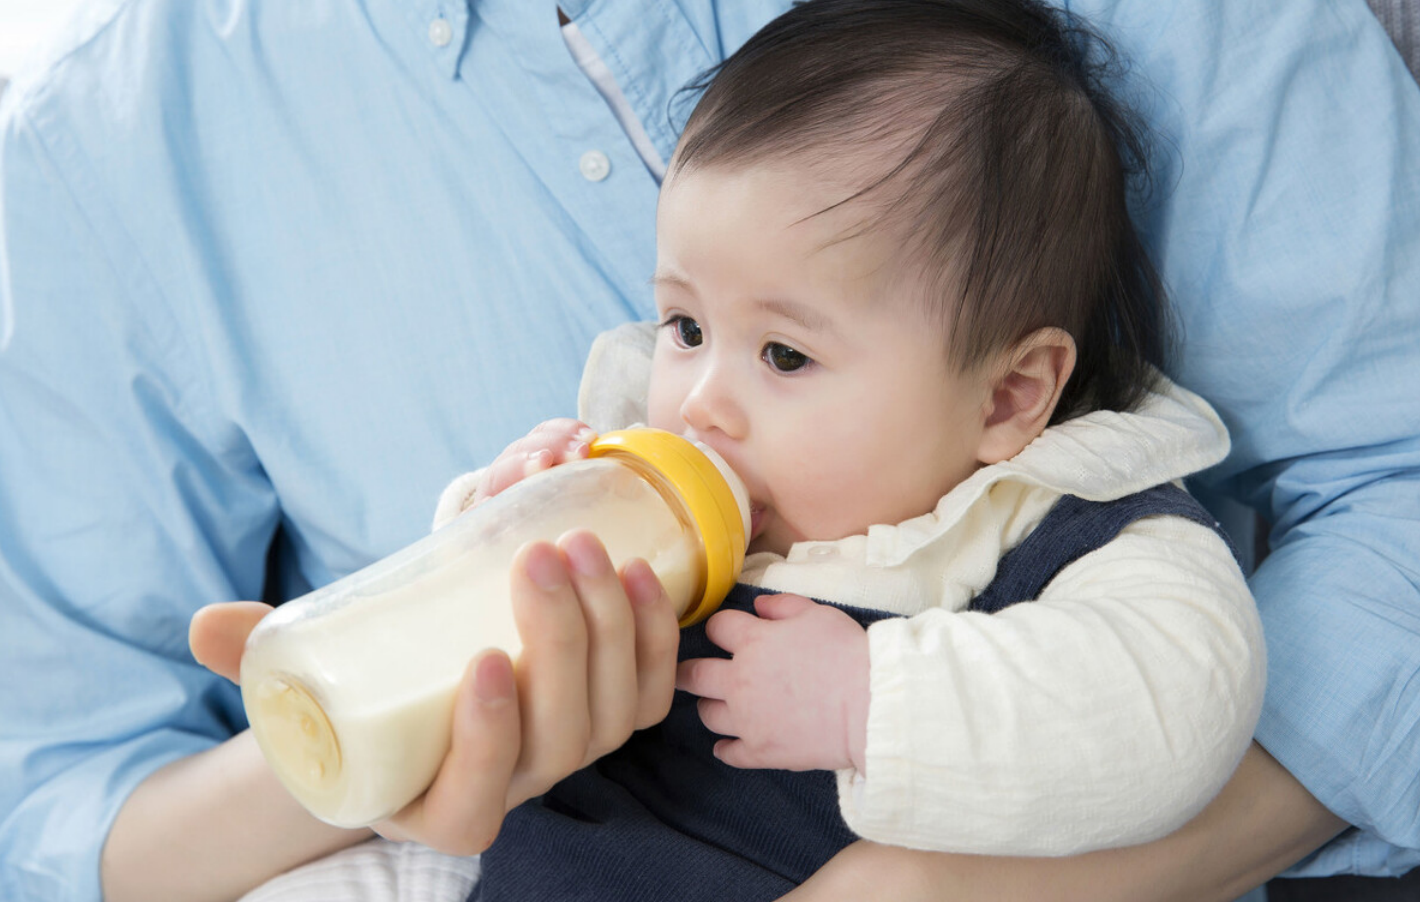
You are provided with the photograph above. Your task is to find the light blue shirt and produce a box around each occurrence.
[0,0,1415,899]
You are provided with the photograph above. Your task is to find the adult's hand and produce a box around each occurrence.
[188,529,681,857]
[782,743,1347,902]
[375,530,680,854]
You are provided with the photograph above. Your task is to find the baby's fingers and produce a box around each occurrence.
[479,421,596,501]
[711,738,759,770]
[697,697,737,738]
[703,608,762,654]
[676,656,733,701]
[525,419,597,467]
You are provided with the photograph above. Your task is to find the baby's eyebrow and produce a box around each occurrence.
[755,298,834,335]
[649,270,693,292]
[650,272,835,336]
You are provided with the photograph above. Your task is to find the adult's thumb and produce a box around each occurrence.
[189,601,273,683]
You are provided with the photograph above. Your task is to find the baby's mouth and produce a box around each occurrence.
[749,505,767,541]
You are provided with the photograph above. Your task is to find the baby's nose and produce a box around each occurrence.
[679,373,746,439]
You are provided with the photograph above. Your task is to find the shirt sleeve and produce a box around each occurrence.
[0,98,278,902]
[837,515,1264,856]
[1061,0,1420,875]
[1243,471,1420,878]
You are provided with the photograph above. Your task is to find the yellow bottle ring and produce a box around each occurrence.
[589,429,746,626]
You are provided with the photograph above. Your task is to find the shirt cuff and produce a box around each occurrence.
[1,729,215,902]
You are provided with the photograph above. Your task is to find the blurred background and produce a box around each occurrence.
[0,0,84,94]
[0,0,1413,97]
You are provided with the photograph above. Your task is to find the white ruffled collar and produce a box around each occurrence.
[848,375,1229,569]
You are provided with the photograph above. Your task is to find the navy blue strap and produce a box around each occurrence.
[969,483,1234,615]
[471,483,1236,902]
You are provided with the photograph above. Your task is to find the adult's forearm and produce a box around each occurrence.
[101,730,370,902]
[786,743,1346,902]
[1117,742,1346,901]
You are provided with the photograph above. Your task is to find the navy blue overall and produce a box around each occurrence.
[469,484,1230,901]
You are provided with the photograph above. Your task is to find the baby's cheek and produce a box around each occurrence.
[644,400,682,433]
[644,379,684,432]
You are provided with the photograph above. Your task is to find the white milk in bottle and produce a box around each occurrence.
[240,428,749,828]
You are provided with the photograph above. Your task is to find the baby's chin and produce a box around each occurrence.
[746,536,786,557]
[749,516,879,558]
[746,522,797,558]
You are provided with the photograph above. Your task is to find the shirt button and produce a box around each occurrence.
[808,544,836,559]
[428,18,453,48]
[579,149,611,182]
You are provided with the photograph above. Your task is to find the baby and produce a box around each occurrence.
[432,0,1265,898]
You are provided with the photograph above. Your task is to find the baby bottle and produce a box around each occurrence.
[240,428,749,828]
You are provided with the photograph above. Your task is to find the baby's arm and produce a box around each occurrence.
[842,515,1264,856]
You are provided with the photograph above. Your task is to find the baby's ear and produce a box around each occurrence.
[977,328,1076,465]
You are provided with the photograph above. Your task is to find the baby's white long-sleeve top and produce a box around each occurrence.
[441,323,1265,858]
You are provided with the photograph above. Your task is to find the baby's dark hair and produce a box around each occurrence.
[673,0,1169,422]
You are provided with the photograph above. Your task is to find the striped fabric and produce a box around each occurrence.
[1368,0,1420,77]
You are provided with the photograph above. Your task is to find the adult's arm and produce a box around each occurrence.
[1070,0,1420,874]
[100,732,369,902]
[0,77,293,901]
[104,537,680,902]
[0,73,676,902]
[788,743,1346,902]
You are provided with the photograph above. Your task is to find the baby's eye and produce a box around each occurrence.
[763,342,811,373]
[663,314,704,348]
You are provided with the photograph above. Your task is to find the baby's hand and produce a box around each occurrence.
[676,594,870,773]
[476,419,597,505]
[433,419,596,536]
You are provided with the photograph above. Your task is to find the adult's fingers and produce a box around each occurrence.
[622,557,680,729]
[505,540,594,802]
[378,650,522,855]
[559,531,639,762]
[188,601,274,683]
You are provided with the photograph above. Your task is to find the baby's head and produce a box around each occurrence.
[647,0,1167,556]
